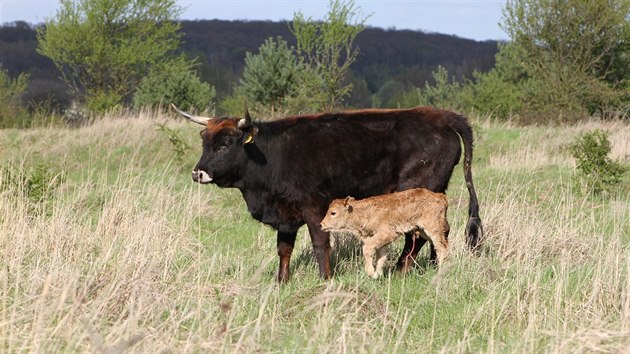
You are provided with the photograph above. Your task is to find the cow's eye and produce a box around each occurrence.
[215,140,230,151]
[330,211,337,216]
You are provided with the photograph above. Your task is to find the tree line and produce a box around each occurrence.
[0,0,496,127]
[2,0,629,128]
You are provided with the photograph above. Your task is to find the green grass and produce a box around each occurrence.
[1,111,629,352]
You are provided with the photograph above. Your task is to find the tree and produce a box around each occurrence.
[501,0,630,118]
[133,56,216,112]
[37,0,184,112]
[237,37,301,114]
[399,66,464,111]
[372,79,406,108]
[291,0,368,111]
[415,66,463,110]
[459,42,526,118]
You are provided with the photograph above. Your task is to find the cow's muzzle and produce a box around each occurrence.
[192,169,212,184]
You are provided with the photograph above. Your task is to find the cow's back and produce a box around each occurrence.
[264,107,462,198]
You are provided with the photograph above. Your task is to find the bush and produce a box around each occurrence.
[134,58,215,112]
[1,161,66,206]
[155,123,191,168]
[568,129,627,195]
[460,69,523,119]
[372,80,407,108]
[0,67,30,128]
[400,66,464,111]
[86,90,124,115]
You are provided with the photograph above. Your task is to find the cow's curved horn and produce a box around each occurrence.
[171,103,211,126]
[238,103,252,129]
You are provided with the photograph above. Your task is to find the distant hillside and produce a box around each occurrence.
[0,19,498,110]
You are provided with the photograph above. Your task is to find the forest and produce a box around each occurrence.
[0,19,498,112]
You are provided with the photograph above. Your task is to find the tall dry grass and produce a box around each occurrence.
[0,112,629,352]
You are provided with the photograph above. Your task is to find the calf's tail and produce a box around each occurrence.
[451,113,483,249]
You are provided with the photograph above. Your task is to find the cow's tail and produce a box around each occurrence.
[451,113,483,250]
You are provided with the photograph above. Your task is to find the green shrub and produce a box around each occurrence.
[372,80,407,108]
[0,67,30,128]
[460,69,523,119]
[398,66,466,112]
[155,123,191,168]
[218,94,246,117]
[28,95,65,127]
[86,90,123,115]
[134,58,215,112]
[1,161,66,205]
[568,129,627,195]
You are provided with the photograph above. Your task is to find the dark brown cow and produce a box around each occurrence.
[173,105,481,282]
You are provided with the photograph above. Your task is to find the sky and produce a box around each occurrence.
[0,0,507,41]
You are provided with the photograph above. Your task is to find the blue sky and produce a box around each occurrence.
[0,0,507,41]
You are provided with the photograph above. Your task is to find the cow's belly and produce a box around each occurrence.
[242,190,304,233]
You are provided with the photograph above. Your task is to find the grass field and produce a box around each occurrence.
[1,110,629,352]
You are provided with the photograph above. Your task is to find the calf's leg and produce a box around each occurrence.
[362,242,377,278]
[365,231,395,279]
[374,246,389,278]
[424,219,450,266]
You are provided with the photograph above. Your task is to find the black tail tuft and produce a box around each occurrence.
[466,216,483,250]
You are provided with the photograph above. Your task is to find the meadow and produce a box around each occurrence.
[1,110,629,353]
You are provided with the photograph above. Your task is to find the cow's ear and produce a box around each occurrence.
[242,126,258,145]
[238,104,258,145]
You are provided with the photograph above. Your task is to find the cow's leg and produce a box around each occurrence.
[396,232,428,273]
[277,231,297,282]
[306,223,332,279]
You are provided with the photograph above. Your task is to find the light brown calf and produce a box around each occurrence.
[320,188,449,278]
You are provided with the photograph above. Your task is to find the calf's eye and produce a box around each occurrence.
[330,211,337,216]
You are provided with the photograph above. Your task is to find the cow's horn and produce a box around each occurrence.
[171,103,211,126]
[238,103,252,129]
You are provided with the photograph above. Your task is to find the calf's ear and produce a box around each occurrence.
[343,196,354,212]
